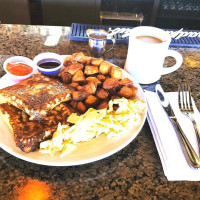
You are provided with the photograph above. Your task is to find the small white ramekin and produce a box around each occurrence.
[3,56,37,81]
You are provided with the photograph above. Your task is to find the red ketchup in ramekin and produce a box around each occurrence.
[6,62,33,76]
[3,56,36,81]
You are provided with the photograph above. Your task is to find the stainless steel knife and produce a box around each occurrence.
[155,84,200,168]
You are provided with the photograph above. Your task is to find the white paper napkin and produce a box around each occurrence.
[145,90,200,181]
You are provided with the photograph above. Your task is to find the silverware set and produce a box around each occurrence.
[156,84,200,168]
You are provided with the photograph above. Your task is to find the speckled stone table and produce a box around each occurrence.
[0,24,200,200]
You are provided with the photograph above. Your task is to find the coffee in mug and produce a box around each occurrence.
[136,35,163,43]
[125,26,183,84]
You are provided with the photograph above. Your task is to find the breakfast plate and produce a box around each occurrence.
[0,57,147,166]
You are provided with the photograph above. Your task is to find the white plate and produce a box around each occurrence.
[0,58,147,166]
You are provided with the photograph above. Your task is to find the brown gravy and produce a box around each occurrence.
[136,36,163,43]
[37,58,61,69]
[90,33,107,39]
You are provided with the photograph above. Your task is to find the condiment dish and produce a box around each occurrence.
[3,56,37,81]
[33,52,63,76]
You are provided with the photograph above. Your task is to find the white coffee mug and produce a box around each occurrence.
[125,26,183,84]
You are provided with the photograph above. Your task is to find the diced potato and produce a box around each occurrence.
[119,78,133,87]
[63,63,83,75]
[71,52,87,64]
[85,95,98,107]
[107,88,117,96]
[118,86,138,98]
[67,82,79,89]
[58,71,72,84]
[84,65,99,75]
[96,89,109,99]
[110,66,122,80]
[77,101,86,113]
[63,56,74,66]
[99,61,112,75]
[69,100,78,109]
[130,86,138,97]
[85,56,92,65]
[97,101,109,110]
[83,82,97,95]
[72,70,86,83]
[72,90,89,101]
[97,74,106,82]
[86,77,101,87]
[77,86,84,91]
[103,78,119,90]
[91,57,103,66]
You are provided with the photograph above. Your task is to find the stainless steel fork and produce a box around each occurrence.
[178,84,200,155]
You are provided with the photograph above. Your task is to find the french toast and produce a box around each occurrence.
[0,103,77,153]
[0,74,71,120]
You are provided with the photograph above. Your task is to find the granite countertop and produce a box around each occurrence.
[0,24,200,200]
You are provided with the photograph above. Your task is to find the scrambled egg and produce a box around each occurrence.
[39,98,145,157]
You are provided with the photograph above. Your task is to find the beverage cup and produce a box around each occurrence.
[87,29,116,58]
[125,26,183,84]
